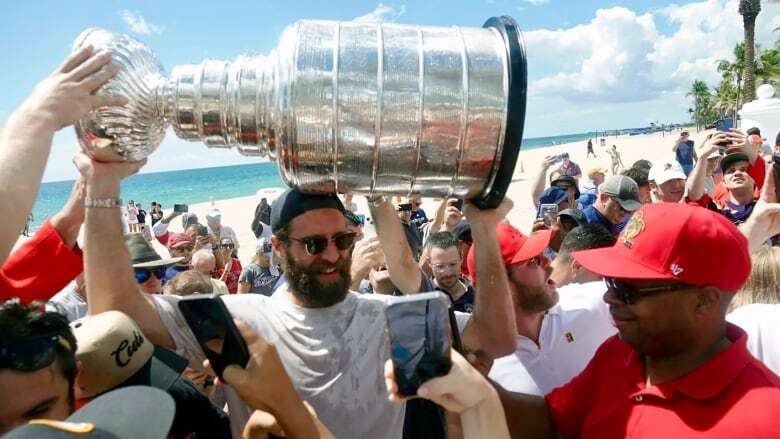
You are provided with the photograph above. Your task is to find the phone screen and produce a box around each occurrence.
[173,204,188,213]
[450,199,464,210]
[540,203,559,225]
[385,292,452,397]
[178,294,250,379]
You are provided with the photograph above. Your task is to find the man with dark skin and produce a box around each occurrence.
[493,203,780,438]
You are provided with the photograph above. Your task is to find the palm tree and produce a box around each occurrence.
[687,80,711,131]
[756,46,780,89]
[717,43,746,120]
[738,0,761,102]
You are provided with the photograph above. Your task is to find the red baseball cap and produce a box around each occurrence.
[167,232,194,249]
[467,222,552,283]
[572,203,750,291]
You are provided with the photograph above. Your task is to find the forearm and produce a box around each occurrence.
[459,389,510,439]
[273,398,333,439]
[368,198,421,293]
[83,178,175,348]
[686,156,709,201]
[531,168,548,209]
[463,222,517,357]
[0,110,56,262]
[494,384,555,439]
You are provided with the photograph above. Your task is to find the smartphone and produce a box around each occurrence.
[385,291,452,397]
[178,294,250,380]
[397,203,413,212]
[196,225,209,237]
[552,153,567,164]
[173,203,188,213]
[716,118,733,132]
[540,203,558,226]
[449,198,464,210]
[773,154,780,204]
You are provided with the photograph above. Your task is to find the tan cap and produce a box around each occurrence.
[70,311,154,398]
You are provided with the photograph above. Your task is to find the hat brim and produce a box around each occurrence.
[119,346,187,392]
[558,209,588,227]
[133,257,183,268]
[572,246,673,281]
[653,171,687,186]
[509,229,553,265]
[614,198,642,212]
[720,153,749,173]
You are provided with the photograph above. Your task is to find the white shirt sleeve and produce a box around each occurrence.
[152,219,170,237]
[150,294,207,369]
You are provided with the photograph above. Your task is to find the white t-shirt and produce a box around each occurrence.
[727,303,780,375]
[151,290,471,438]
[488,281,616,395]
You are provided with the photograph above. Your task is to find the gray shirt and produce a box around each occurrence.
[152,291,406,439]
[47,287,88,322]
[238,264,282,296]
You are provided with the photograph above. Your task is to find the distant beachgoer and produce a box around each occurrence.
[556,153,582,180]
[586,139,596,158]
[135,203,147,228]
[607,145,625,174]
[673,130,697,176]
[150,202,163,226]
[126,201,139,233]
[215,237,242,294]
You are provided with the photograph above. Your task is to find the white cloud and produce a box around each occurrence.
[119,10,164,36]
[522,0,550,5]
[352,3,407,23]
[524,0,780,105]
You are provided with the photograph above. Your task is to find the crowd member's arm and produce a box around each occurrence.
[531,156,557,209]
[739,163,780,253]
[0,47,124,264]
[458,200,517,357]
[151,211,180,246]
[74,152,177,349]
[385,350,510,439]
[686,133,722,202]
[223,322,334,439]
[493,385,555,438]
[0,178,86,303]
[729,129,766,190]
[368,197,422,294]
[349,236,384,290]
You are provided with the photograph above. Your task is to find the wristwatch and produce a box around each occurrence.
[84,196,122,208]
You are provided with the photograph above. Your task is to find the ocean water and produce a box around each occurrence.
[30,131,599,231]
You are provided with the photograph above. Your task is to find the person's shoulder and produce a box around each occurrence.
[557,282,608,311]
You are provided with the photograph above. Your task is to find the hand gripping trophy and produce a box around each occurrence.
[73,17,527,208]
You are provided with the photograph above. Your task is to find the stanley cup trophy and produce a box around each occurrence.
[73,17,527,208]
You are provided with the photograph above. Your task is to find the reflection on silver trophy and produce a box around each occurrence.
[73,17,527,207]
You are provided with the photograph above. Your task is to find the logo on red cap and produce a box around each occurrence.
[670,263,684,276]
[621,211,645,249]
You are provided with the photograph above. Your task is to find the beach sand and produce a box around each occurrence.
[155,128,710,263]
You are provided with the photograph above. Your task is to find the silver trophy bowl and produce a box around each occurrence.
[73,17,527,208]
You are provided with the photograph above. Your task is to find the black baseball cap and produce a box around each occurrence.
[270,188,345,233]
[720,151,750,173]
[3,386,174,439]
[558,208,588,227]
[550,175,581,199]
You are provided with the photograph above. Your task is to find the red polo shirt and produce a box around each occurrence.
[0,219,84,303]
[546,324,780,438]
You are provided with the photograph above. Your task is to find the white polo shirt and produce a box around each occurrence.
[727,303,780,375]
[488,281,616,395]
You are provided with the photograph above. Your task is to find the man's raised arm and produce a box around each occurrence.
[459,200,517,358]
[368,197,422,294]
[74,152,176,349]
[0,47,125,264]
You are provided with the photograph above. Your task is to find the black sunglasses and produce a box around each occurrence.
[605,277,691,305]
[0,333,71,372]
[289,232,358,256]
[134,266,168,284]
[219,243,235,249]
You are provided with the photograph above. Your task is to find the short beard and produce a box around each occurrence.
[283,248,351,308]
[515,283,558,314]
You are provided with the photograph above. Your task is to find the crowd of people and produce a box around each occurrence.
[1,43,780,439]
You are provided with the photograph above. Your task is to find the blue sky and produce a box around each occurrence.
[1,0,778,181]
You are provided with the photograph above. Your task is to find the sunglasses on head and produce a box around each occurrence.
[605,277,691,305]
[0,333,72,372]
[289,231,358,256]
[134,266,168,284]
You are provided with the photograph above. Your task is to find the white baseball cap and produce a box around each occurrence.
[649,160,687,185]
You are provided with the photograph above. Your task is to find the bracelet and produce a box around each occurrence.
[367,195,388,207]
[84,196,122,208]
